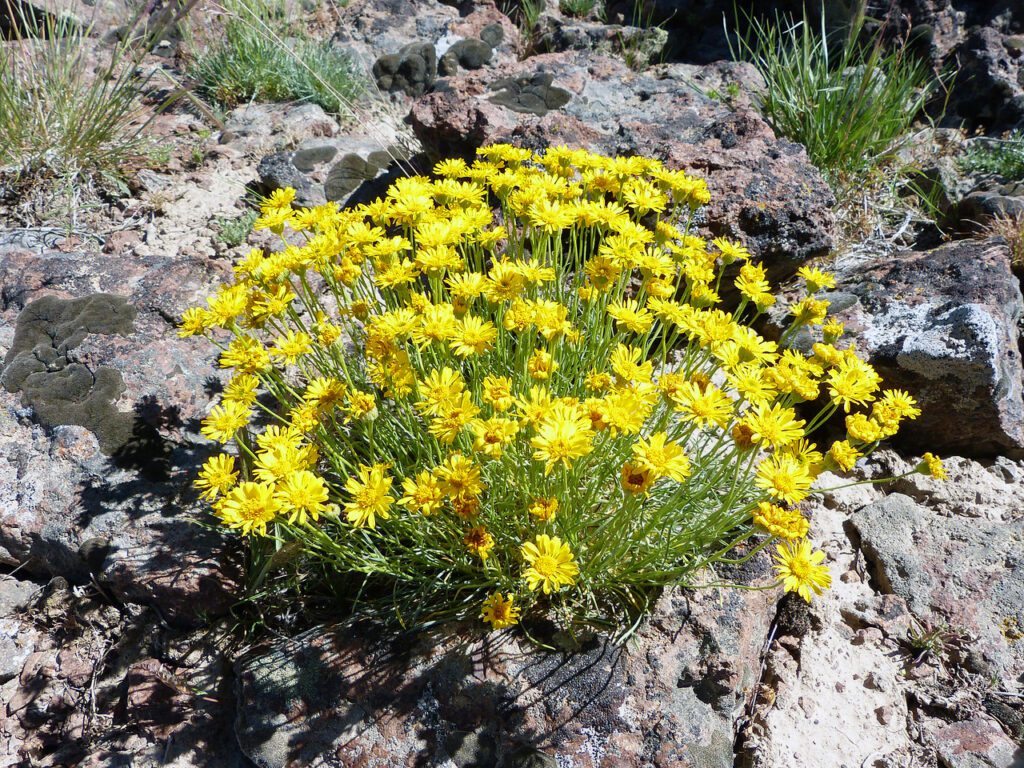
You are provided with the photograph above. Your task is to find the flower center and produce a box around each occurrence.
[789,558,811,579]
[533,554,559,577]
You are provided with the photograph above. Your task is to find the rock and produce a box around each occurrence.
[0,576,37,616]
[0,247,239,625]
[445,37,493,70]
[410,52,835,272]
[333,0,518,87]
[852,493,1024,686]
[1,294,139,454]
[927,714,1022,768]
[0,617,40,684]
[533,14,669,69]
[945,26,1024,133]
[824,238,1024,456]
[257,152,325,208]
[373,41,439,96]
[333,0,459,73]
[955,179,1024,230]
[255,129,411,209]
[0,582,245,767]
[218,103,340,150]
[888,454,1024,521]
[234,580,774,768]
[1,0,132,36]
[487,70,573,115]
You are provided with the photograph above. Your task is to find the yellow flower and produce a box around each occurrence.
[632,432,691,482]
[621,461,656,495]
[200,401,251,443]
[253,443,315,484]
[275,470,330,525]
[343,463,395,529]
[671,381,734,429]
[755,453,814,505]
[346,391,378,421]
[739,403,806,449]
[521,534,580,594]
[711,237,750,264]
[622,177,668,214]
[753,502,809,540]
[270,330,313,366]
[482,375,514,411]
[527,348,558,380]
[790,297,830,327]
[481,592,520,630]
[434,452,485,499]
[261,187,296,211]
[599,386,654,435]
[463,526,495,560]
[822,319,845,340]
[529,197,575,232]
[528,497,558,522]
[194,454,238,500]
[428,391,480,444]
[416,367,466,417]
[223,374,260,407]
[797,266,836,293]
[303,377,347,410]
[607,299,654,335]
[735,261,776,309]
[826,357,882,412]
[216,481,279,536]
[531,404,595,473]
[773,539,832,602]
[178,307,213,337]
[827,440,861,472]
[845,413,885,443]
[515,385,554,426]
[450,315,497,357]
[219,335,270,373]
[609,343,653,383]
[918,452,947,480]
[470,416,520,459]
[399,470,446,515]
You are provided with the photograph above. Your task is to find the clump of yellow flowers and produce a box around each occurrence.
[181,144,934,637]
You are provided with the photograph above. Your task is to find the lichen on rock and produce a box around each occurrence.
[1,293,137,454]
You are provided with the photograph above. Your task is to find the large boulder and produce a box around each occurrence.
[822,238,1024,456]
[234,578,775,768]
[0,244,239,626]
[411,53,835,274]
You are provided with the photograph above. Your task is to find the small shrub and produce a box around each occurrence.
[960,131,1024,181]
[731,10,935,188]
[559,0,595,18]
[181,146,933,639]
[215,209,259,247]
[0,12,149,188]
[189,0,363,115]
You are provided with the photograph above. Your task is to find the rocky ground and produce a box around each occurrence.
[1,0,1023,766]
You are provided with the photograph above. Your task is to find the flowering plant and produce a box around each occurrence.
[181,145,928,638]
